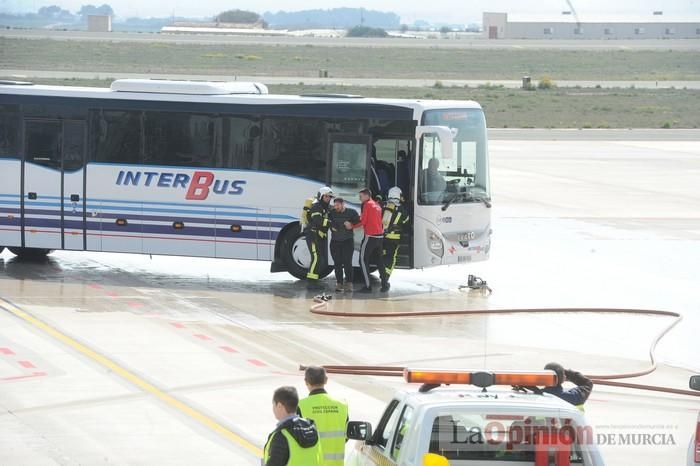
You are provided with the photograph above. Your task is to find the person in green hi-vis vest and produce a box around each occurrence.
[298,366,349,466]
[263,386,323,466]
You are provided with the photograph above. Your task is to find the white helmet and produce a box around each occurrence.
[388,186,402,202]
[317,186,333,199]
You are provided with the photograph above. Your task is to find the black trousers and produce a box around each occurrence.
[360,235,388,288]
[305,232,327,280]
[330,238,354,284]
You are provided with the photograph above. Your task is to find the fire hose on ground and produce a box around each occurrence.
[307,296,699,398]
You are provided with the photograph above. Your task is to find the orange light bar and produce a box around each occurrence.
[403,369,558,388]
[494,371,558,387]
[404,369,471,385]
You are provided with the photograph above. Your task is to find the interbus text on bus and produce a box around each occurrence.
[115,170,246,200]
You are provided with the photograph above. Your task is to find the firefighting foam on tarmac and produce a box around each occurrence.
[1,132,699,465]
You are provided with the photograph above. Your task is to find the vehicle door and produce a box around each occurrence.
[22,118,86,250]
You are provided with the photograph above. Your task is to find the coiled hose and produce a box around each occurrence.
[308,297,699,398]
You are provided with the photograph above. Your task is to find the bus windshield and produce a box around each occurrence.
[418,109,489,206]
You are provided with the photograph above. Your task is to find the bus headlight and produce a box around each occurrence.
[427,230,444,258]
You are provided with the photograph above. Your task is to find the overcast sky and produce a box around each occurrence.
[3,0,699,23]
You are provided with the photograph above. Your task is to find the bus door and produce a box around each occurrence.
[373,138,414,268]
[327,134,371,256]
[22,119,86,250]
[373,138,413,200]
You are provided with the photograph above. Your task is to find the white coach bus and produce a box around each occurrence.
[0,79,491,279]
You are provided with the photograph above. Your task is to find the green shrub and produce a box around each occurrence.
[538,76,556,90]
[346,26,388,38]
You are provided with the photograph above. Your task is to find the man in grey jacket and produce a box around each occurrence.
[328,198,360,292]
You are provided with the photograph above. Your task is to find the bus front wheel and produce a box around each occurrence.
[8,247,53,260]
[282,229,332,280]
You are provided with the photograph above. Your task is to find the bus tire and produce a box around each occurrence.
[8,247,53,260]
[282,229,332,280]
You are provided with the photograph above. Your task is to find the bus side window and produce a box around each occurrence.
[92,110,142,165]
[261,117,326,182]
[0,105,20,158]
[143,111,220,167]
[219,116,260,170]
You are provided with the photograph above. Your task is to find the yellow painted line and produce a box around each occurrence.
[0,298,263,458]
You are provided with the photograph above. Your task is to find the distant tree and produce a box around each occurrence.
[400,24,409,33]
[440,26,450,34]
[77,4,114,19]
[215,9,261,24]
[346,25,388,38]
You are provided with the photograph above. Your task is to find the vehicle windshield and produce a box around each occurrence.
[429,411,590,464]
[418,109,490,206]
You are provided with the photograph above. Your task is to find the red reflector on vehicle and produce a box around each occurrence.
[694,419,700,463]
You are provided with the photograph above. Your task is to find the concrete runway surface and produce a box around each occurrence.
[6,69,700,90]
[0,132,698,465]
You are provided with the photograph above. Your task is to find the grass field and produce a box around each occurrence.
[9,77,699,129]
[2,37,700,81]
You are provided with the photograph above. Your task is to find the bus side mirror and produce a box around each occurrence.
[347,421,372,441]
[416,125,454,160]
[690,375,700,391]
[423,453,450,466]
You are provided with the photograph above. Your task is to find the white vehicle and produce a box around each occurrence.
[0,79,491,278]
[346,369,606,466]
[688,376,700,466]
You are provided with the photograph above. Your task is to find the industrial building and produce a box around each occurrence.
[87,14,112,32]
[483,12,700,39]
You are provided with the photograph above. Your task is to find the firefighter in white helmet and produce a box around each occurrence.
[382,186,410,280]
[305,186,333,289]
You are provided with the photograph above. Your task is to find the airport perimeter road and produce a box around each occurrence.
[489,128,700,140]
[1,134,699,465]
[2,29,700,50]
[6,69,700,90]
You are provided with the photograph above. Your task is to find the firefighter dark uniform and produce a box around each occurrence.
[382,196,409,278]
[306,197,331,283]
[298,389,348,466]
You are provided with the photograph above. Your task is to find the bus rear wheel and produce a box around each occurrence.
[282,229,332,280]
[8,247,53,260]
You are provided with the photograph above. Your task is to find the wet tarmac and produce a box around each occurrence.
[1,133,698,465]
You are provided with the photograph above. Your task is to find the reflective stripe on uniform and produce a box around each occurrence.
[298,393,348,466]
[306,242,319,280]
[385,240,400,276]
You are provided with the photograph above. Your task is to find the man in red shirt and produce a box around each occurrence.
[345,188,389,293]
